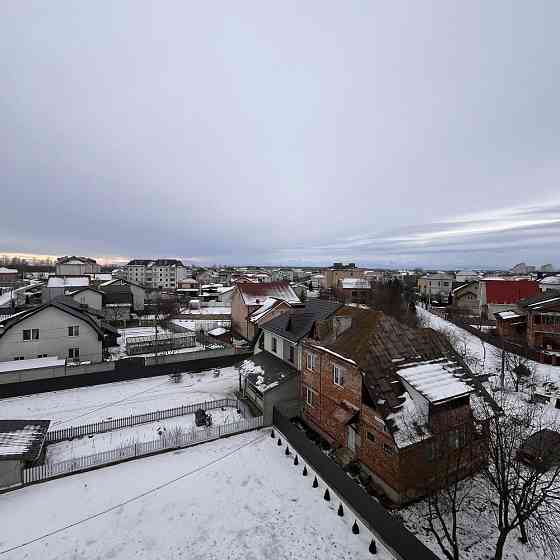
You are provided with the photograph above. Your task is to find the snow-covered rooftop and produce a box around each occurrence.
[208,327,227,336]
[0,267,18,274]
[397,359,474,403]
[249,297,281,322]
[47,276,90,288]
[0,420,50,460]
[495,310,523,320]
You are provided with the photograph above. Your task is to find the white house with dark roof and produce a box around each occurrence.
[55,256,100,276]
[0,301,106,363]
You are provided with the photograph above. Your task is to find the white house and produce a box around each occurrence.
[0,301,105,363]
[44,276,90,303]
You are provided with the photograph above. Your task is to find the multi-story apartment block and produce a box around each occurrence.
[122,259,187,289]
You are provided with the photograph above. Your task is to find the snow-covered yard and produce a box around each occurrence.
[0,431,392,560]
[173,318,231,333]
[0,367,240,428]
[46,407,242,463]
[179,306,231,315]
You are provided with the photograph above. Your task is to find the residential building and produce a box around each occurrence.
[540,264,555,273]
[65,287,103,311]
[510,262,536,275]
[539,275,560,293]
[479,278,539,320]
[99,278,145,311]
[122,259,187,289]
[0,301,107,363]
[0,268,18,286]
[43,276,90,303]
[520,293,560,354]
[324,263,364,290]
[55,256,100,276]
[334,278,371,305]
[300,308,495,504]
[241,299,344,423]
[231,282,301,340]
[417,273,455,302]
[451,281,480,316]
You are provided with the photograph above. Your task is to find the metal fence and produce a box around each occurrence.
[46,398,239,443]
[273,407,438,560]
[25,415,263,484]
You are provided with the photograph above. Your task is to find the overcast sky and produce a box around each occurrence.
[2,2,559,268]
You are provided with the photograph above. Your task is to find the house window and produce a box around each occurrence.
[304,386,314,407]
[271,337,277,353]
[383,444,394,456]
[68,347,80,360]
[23,329,39,341]
[449,428,466,449]
[37,354,48,358]
[332,365,344,386]
[289,345,295,363]
[306,352,316,371]
[367,431,375,442]
[68,325,80,337]
[13,356,25,361]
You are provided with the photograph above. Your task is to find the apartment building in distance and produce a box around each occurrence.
[324,263,365,290]
[122,259,187,289]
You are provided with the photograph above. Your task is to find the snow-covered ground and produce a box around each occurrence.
[0,367,239,428]
[173,318,231,333]
[46,407,241,463]
[418,307,560,384]
[0,431,393,560]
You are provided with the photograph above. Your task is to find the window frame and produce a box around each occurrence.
[332,364,344,386]
[68,325,80,337]
[306,352,316,371]
[271,337,277,353]
[304,386,314,407]
[68,347,80,360]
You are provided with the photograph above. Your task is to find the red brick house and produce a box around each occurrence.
[300,308,495,504]
[231,282,301,340]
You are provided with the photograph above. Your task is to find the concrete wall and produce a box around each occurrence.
[0,361,115,385]
[0,306,103,363]
[0,459,22,489]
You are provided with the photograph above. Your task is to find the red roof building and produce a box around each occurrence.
[480,279,539,320]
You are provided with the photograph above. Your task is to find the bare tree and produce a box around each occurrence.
[480,393,560,560]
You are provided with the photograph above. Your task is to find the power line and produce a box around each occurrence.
[0,432,266,556]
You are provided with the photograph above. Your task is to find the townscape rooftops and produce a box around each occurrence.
[262,299,344,342]
[237,281,301,306]
[241,351,298,395]
[518,292,560,309]
[126,259,184,267]
[0,419,50,461]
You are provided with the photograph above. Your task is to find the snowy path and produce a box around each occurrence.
[0,367,239,428]
[0,432,394,560]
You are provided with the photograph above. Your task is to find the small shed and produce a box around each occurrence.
[241,352,298,425]
[0,419,50,489]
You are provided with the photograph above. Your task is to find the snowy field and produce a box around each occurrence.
[46,407,241,463]
[0,431,393,560]
[0,367,239,428]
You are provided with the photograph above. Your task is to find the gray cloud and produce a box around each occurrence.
[1,2,559,268]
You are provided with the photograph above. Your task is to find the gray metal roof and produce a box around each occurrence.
[261,299,343,342]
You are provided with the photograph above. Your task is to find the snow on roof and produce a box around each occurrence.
[0,267,18,274]
[208,327,227,336]
[0,356,66,373]
[249,297,282,322]
[237,281,301,306]
[397,359,474,403]
[386,392,432,449]
[527,296,560,308]
[540,275,560,285]
[340,278,370,289]
[47,276,90,288]
[312,345,358,366]
[0,420,50,459]
[495,310,523,320]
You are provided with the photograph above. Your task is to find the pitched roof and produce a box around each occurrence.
[126,259,184,267]
[262,299,343,342]
[236,281,301,306]
[47,276,90,288]
[99,278,145,289]
[56,256,97,264]
[0,420,50,461]
[518,292,560,309]
[0,301,104,340]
